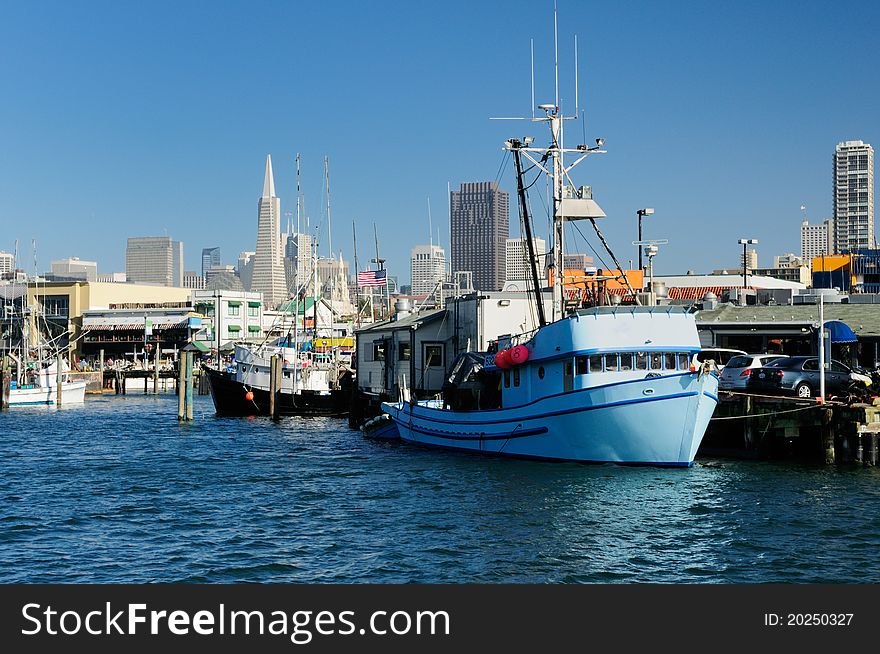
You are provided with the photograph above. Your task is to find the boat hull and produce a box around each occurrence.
[8,381,87,406]
[204,367,349,417]
[382,372,718,466]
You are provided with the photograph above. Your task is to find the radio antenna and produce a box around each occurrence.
[574,34,579,118]
[553,0,559,109]
[530,38,535,118]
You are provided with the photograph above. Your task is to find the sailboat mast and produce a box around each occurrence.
[324,157,339,376]
[352,221,361,329]
[373,223,388,319]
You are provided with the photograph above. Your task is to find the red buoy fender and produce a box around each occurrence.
[495,348,512,369]
[509,345,529,365]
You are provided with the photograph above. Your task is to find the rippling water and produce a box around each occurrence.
[1,394,879,583]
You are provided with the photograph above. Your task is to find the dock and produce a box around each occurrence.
[701,391,880,464]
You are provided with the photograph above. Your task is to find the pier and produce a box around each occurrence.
[702,391,880,464]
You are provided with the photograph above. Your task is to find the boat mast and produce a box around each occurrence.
[510,142,546,327]
[324,156,339,379]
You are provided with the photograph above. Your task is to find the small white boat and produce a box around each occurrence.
[8,360,87,406]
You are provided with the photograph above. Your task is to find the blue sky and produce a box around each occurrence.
[1,0,878,280]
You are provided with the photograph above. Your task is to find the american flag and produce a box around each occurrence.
[357,269,387,287]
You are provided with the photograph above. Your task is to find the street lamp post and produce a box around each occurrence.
[738,238,758,297]
[637,208,654,275]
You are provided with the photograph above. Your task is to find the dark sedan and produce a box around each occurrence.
[746,356,866,399]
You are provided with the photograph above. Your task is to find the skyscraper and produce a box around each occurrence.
[126,236,183,286]
[285,232,314,295]
[450,182,509,291]
[800,218,834,260]
[237,251,255,290]
[411,244,447,295]
[505,237,546,283]
[201,247,222,280]
[833,140,874,252]
[250,155,287,308]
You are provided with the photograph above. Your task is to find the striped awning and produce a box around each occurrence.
[82,316,190,331]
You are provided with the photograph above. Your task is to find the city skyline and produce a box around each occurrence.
[1,2,879,281]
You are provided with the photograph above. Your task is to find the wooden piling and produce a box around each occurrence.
[869,434,878,467]
[153,347,160,395]
[56,353,63,407]
[185,352,194,421]
[0,356,10,411]
[823,407,835,464]
[98,348,104,393]
[177,357,186,420]
[270,354,282,421]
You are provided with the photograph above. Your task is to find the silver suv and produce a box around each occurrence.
[718,354,786,390]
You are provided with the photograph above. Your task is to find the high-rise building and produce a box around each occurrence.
[800,219,834,260]
[0,251,14,275]
[450,181,509,291]
[741,248,758,271]
[411,244,447,296]
[50,257,97,281]
[505,237,546,282]
[250,155,287,308]
[316,256,352,310]
[201,247,222,280]
[284,232,314,295]
[125,236,183,286]
[237,251,255,290]
[833,140,874,252]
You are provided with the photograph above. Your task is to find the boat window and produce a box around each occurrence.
[373,341,386,362]
[399,342,411,361]
[589,354,603,373]
[513,367,520,387]
[424,344,443,368]
[664,353,676,370]
[504,370,510,388]
[677,353,689,370]
[650,353,662,370]
[636,352,648,370]
[604,353,619,372]
[575,355,588,375]
[564,361,573,392]
[619,353,633,371]
[538,366,545,379]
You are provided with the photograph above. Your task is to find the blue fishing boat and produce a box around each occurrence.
[383,307,718,465]
[381,21,718,466]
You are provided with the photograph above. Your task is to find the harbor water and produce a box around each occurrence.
[2,395,880,583]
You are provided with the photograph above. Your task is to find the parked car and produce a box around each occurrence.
[746,356,869,399]
[694,348,747,371]
[718,354,786,390]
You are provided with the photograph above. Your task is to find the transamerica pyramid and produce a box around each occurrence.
[250,154,287,308]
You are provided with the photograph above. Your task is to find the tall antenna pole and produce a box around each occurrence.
[553,0,559,109]
[574,34,579,118]
[530,38,535,119]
